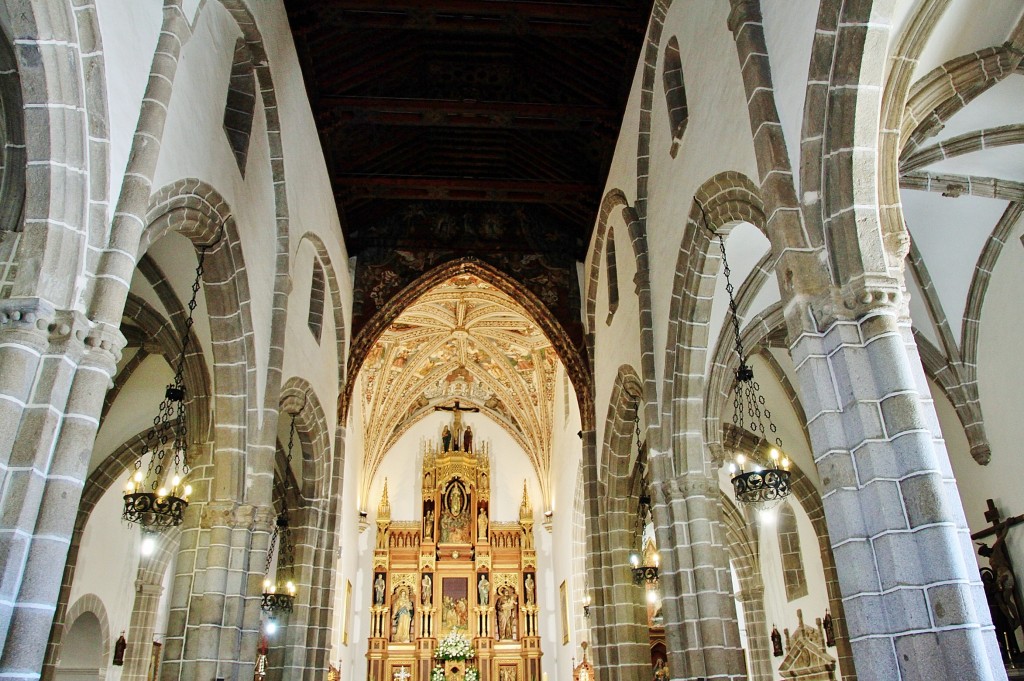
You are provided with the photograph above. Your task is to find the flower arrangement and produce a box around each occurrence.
[434,631,475,661]
[430,666,446,681]
[464,667,480,681]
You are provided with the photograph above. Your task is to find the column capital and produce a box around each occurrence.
[204,501,238,528]
[653,472,718,504]
[0,300,127,368]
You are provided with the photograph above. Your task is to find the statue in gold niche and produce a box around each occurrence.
[440,482,469,543]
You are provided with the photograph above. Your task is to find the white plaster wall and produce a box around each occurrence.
[94,0,163,204]
[645,0,761,389]
[91,355,174,473]
[910,1,1024,80]
[761,0,820,179]
[280,239,344,438]
[334,382,367,678]
[590,207,644,463]
[547,365,585,681]
[938,208,1024,581]
[67,481,142,681]
[152,2,277,425]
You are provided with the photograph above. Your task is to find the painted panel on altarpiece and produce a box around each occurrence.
[441,577,470,637]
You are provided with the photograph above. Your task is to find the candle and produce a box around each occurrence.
[542,674,548,681]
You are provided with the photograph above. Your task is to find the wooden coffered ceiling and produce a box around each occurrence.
[285,0,653,351]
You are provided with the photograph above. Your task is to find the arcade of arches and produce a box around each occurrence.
[0,2,1022,681]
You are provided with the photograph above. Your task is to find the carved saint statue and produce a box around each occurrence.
[392,587,414,643]
[822,609,836,647]
[477,508,488,541]
[449,485,464,517]
[442,425,452,452]
[771,624,783,657]
[524,573,535,606]
[463,425,473,453]
[374,573,386,606]
[422,574,433,606]
[424,509,434,542]
[478,573,490,606]
[112,632,127,666]
[496,586,518,640]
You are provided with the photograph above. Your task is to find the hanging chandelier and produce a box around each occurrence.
[697,199,792,510]
[628,403,659,586]
[123,239,214,529]
[261,414,299,616]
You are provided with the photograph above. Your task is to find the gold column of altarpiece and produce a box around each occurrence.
[366,424,540,681]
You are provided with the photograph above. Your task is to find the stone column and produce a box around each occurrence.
[790,309,1005,681]
[0,308,121,680]
[122,581,164,681]
[172,502,271,681]
[653,473,746,681]
[736,585,771,681]
[601,498,652,680]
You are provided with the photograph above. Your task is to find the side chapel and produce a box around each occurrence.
[367,411,541,681]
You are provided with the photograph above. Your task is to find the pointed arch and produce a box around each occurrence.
[296,230,349,393]
[660,172,766,475]
[585,364,649,676]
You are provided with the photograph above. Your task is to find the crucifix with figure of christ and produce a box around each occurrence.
[434,400,479,451]
[971,498,1024,664]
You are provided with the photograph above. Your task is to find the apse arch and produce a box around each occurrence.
[345,257,591,431]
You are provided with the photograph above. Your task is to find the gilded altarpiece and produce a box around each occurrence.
[366,425,541,681]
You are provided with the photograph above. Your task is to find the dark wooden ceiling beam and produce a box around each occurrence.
[335,176,591,204]
[317,0,637,22]
[320,96,616,131]
[298,3,641,38]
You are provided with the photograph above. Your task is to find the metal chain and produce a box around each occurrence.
[264,524,280,576]
[698,199,784,454]
[266,413,298,581]
[170,242,209,476]
[138,242,210,489]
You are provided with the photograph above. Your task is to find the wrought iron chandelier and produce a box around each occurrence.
[261,414,298,616]
[628,403,659,586]
[123,240,213,529]
[697,199,791,510]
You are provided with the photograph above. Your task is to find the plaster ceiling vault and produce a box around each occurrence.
[894,12,1024,357]
[284,0,653,355]
[359,274,559,497]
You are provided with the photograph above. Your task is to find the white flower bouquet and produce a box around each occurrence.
[434,631,475,661]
